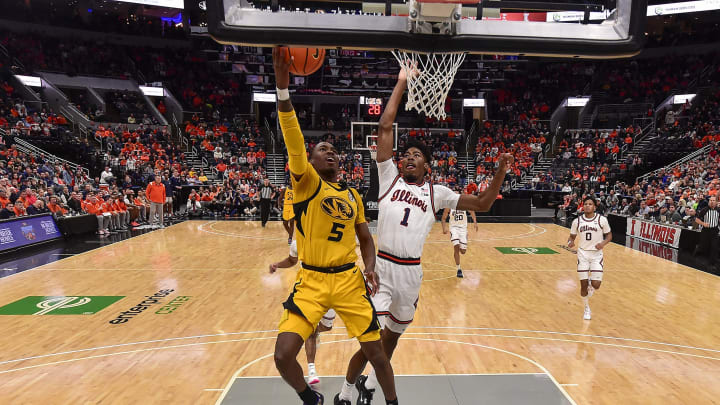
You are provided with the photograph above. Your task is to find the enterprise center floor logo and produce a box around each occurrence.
[109,289,192,325]
[495,247,558,255]
[0,296,124,315]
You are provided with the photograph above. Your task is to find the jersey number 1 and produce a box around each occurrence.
[400,208,410,227]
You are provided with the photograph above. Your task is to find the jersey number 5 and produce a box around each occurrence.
[328,222,345,242]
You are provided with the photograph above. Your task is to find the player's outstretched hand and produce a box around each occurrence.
[442,226,448,235]
[272,46,291,90]
[498,153,514,172]
[269,263,279,274]
[398,61,420,82]
[474,224,479,232]
[364,269,379,296]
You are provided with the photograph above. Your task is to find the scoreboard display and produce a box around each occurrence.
[359,96,383,117]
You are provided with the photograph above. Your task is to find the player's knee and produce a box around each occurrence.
[460,249,467,254]
[592,280,602,289]
[274,348,291,369]
[364,345,389,367]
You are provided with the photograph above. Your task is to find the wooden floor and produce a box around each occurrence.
[0,221,718,405]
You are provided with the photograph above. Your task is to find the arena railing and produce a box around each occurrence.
[636,143,713,184]
[13,137,90,177]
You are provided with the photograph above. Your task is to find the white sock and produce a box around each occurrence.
[365,369,378,390]
[339,379,354,400]
[308,363,316,375]
[582,296,589,307]
[457,264,461,270]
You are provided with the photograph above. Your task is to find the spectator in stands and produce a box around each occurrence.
[187,189,202,216]
[146,175,166,228]
[0,202,15,219]
[100,167,113,185]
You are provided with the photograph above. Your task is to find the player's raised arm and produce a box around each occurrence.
[377,67,414,163]
[441,208,450,234]
[273,47,308,181]
[457,153,514,212]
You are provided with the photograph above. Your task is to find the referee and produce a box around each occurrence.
[695,196,720,269]
[259,178,276,227]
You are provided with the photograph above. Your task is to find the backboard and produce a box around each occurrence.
[351,122,398,151]
[207,0,647,58]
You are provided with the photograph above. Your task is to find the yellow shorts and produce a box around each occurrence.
[278,266,380,342]
[282,208,294,222]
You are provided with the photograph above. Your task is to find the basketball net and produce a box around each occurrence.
[392,50,466,120]
[369,144,378,160]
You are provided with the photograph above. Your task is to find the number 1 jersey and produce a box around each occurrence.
[376,159,459,258]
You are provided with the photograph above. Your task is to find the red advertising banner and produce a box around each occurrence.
[626,218,682,248]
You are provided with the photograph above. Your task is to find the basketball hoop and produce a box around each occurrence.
[369,144,378,160]
[392,50,466,121]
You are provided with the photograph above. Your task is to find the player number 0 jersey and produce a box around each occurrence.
[570,214,611,251]
[376,159,459,258]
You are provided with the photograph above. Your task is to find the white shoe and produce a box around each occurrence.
[583,306,592,320]
[308,372,320,385]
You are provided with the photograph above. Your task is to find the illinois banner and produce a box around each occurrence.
[626,218,681,248]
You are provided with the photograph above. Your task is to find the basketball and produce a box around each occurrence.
[283,47,326,76]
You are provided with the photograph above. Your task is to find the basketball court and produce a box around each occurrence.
[0,221,718,404]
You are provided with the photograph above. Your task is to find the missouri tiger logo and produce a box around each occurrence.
[321,196,355,220]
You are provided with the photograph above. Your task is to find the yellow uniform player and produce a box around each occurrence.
[281,184,295,244]
[271,46,398,405]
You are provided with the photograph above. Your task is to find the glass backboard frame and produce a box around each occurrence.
[351,122,398,151]
[207,0,647,58]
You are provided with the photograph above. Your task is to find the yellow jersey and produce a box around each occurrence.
[292,165,366,268]
[283,188,294,208]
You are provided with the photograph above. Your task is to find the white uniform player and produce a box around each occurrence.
[568,197,612,321]
[570,213,611,281]
[442,208,476,277]
[449,209,468,250]
[374,159,459,332]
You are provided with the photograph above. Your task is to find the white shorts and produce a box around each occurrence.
[450,227,467,250]
[577,249,604,281]
[165,197,173,203]
[372,255,422,334]
[319,309,336,328]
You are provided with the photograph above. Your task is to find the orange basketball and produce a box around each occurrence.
[285,47,326,76]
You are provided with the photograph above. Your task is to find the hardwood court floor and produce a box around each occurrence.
[0,221,718,405]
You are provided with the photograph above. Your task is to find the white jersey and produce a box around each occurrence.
[376,159,460,258]
[449,209,468,229]
[571,214,611,251]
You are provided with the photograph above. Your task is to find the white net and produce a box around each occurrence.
[369,144,377,160]
[392,50,466,120]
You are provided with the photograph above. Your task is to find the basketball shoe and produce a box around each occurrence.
[355,375,375,405]
[334,393,351,405]
[308,371,320,385]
